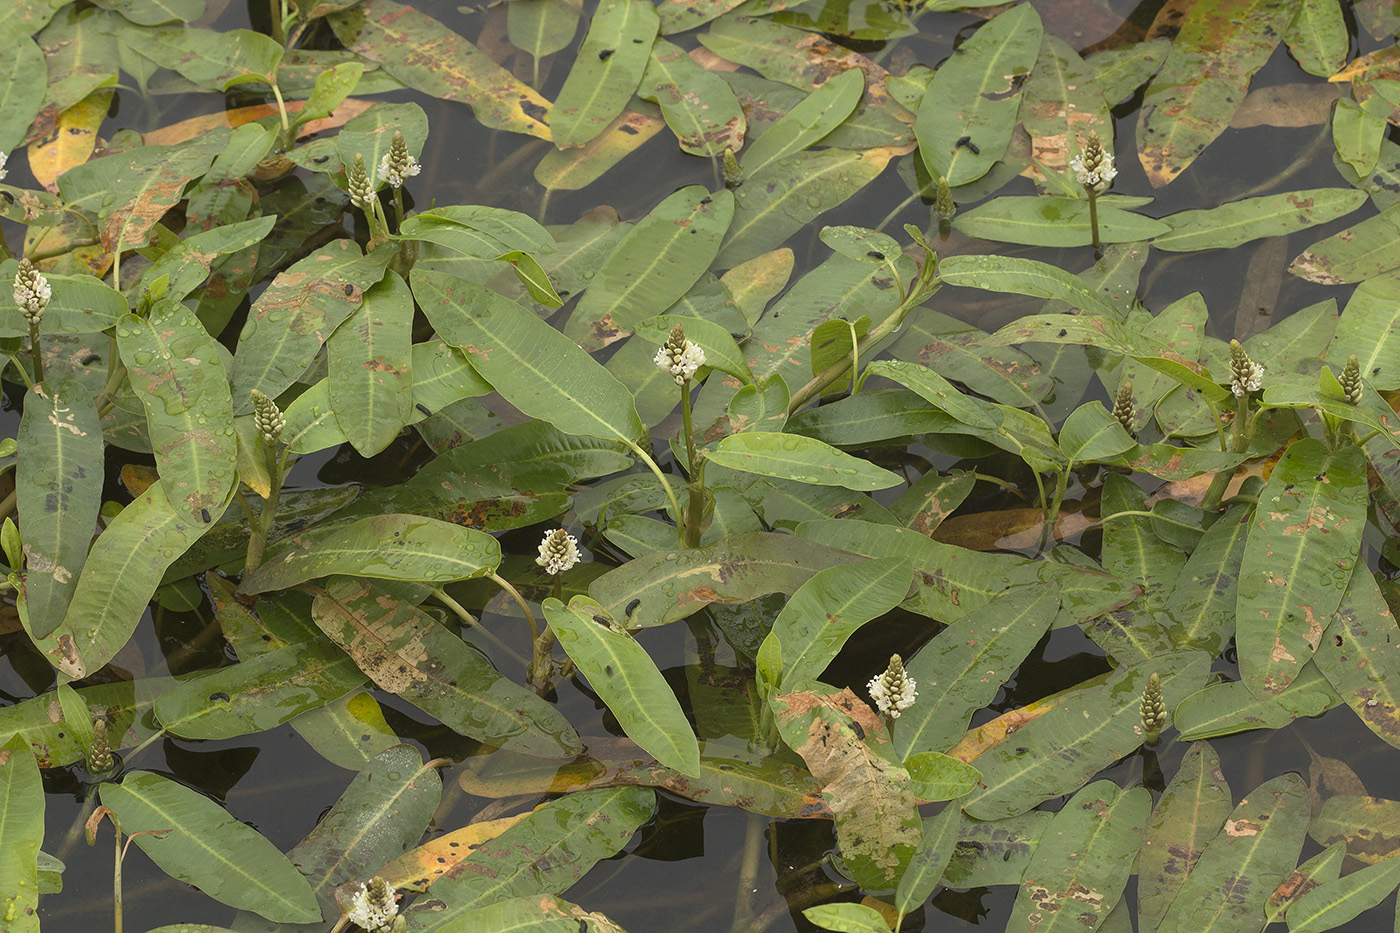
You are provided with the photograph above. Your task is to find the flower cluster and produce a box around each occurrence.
[14,258,51,326]
[1340,354,1363,405]
[1070,132,1117,195]
[1140,672,1166,745]
[348,153,374,208]
[0,150,8,182]
[1112,380,1135,434]
[868,654,917,719]
[250,389,285,445]
[536,528,580,575]
[378,131,421,188]
[654,323,705,385]
[1229,339,1263,398]
[345,877,399,933]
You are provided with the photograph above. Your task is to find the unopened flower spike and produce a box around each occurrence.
[1140,672,1166,746]
[536,528,580,575]
[654,323,705,386]
[1229,339,1263,398]
[935,177,955,240]
[348,153,374,207]
[1113,380,1135,434]
[14,258,51,326]
[1341,354,1363,405]
[378,131,421,189]
[1070,132,1117,195]
[723,147,743,189]
[868,653,917,719]
[87,717,115,774]
[250,389,285,446]
[346,877,401,933]
[0,150,8,182]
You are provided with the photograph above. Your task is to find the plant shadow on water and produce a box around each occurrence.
[7,0,1400,930]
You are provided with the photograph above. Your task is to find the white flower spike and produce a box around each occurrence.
[868,653,917,719]
[536,528,580,575]
[654,323,705,386]
[1070,132,1117,195]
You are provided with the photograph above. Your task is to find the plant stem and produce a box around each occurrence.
[113,818,124,933]
[244,442,285,574]
[1087,191,1101,253]
[487,571,540,641]
[624,439,687,547]
[730,812,767,933]
[1201,393,1252,510]
[28,320,43,384]
[681,386,705,548]
[1040,467,1069,553]
[431,586,528,667]
[269,0,284,44]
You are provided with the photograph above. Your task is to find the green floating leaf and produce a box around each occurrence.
[329,270,413,457]
[240,514,501,595]
[119,300,237,523]
[17,380,102,640]
[865,359,1001,430]
[1153,188,1367,252]
[156,634,366,740]
[1136,0,1294,186]
[942,811,1052,888]
[962,651,1210,820]
[904,751,982,801]
[0,38,46,153]
[399,787,653,927]
[896,587,1058,760]
[508,0,580,77]
[440,896,626,933]
[1323,270,1400,389]
[231,240,393,413]
[1163,500,1252,655]
[1314,570,1400,751]
[589,530,862,627]
[566,186,734,349]
[704,432,902,490]
[329,0,552,139]
[1289,202,1400,284]
[550,0,659,147]
[140,26,282,89]
[1285,852,1400,933]
[895,804,963,925]
[1006,782,1150,933]
[1059,402,1136,464]
[1156,774,1309,933]
[140,215,277,304]
[1284,0,1348,76]
[289,689,401,772]
[955,196,1170,246]
[758,557,912,693]
[414,270,645,448]
[0,261,126,338]
[1237,440,1366,698]
[939,254,1123,319]
[1310,795,1400,866]
[1173,665,1340,740]
[29,479,227,680]
[915,3,1043,186]
[543,596,700,775]
[803,903,889,933]
[1138,742,1232,932]
[639,37,745,156]
[100,771,320,923]
[888,308,1051,410]
[314,578,581,757]
[741,68,863,176]
[0,736,42,933]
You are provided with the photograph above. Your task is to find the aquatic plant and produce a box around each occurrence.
[1,0,1400,931]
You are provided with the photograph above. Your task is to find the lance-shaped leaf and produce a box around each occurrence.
[100,771,320,923]
[413,270,645,447]
[17,380,102,639]
[95,129,228,254]
[639,37,745,156]
[1154,188,1367,252]
[550,0,658,147]
[313,578,580,757]
[543,596,700,775]
[741,68,863,176]
[1163,500,1252,655]
[118,300,236,523]
[954,196,1170,247]
[716,146,903,267]
[231,239,393,413]
[434,896,626,933]
[1136,0,1293,186]
[916,3,1042,186]
[329,0,552,139]
[1310,796,1400,865]
[962,651,1210,820]
[0,677,173,768]
[757,557,912,694]
[0,736,42,933]
[508,0,580,76]
[1322,270,1400,389]
[1237,439,1366,698]
[804,904,888,932]
[0,37,45,154]
[772,685,922,891]
[1156,773,1310,933]
[230,744,442,933]
[589,530,862,627]
[1006,782,1150,933]
[240,514,501,595]
[399,205,555,259]
[400,786,653,927]
[0,262,126,337]
[1100,473,1184,612]
[895,804,963,926]
[566,186,734,349]
[703,432,902,490]
[1021,36,1112,194]
[1266,842,1346,924]
[154,640,366,740]
[942,811,1053,888]
[140,215,277,303]
[534,107,667,191]
[329,270,413,457]
[1059,402,1136,464]
[1289,204,1400,285]
[1314,569,1400,750]
[1173,666,1339,739]
[29,479,228,679]
[896,586,1058,760]
[865,359,1003,431]
[290,689,401,772]
[1137,741,1232,933]
[1285,853,1400,933]
[939,254,1124,319]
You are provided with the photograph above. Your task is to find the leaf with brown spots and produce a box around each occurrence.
[1138,742,1233,932]
[1265,841,1345,924]
[1309,795,1400,865]
[1315,569,1400,751]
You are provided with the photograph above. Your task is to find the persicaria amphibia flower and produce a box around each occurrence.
[345,877,398,933]
[654,323,705,385]
[250,389,285,445]
[1341,354,1363,405]
[378,130,421,188]
[536,528,580,575]
[868,653,917,719]
[1229,339,1263,398]
[1070,132,1117,195]
[14,258,50,325]
[0,151,8,182]
[348,153,374,207]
